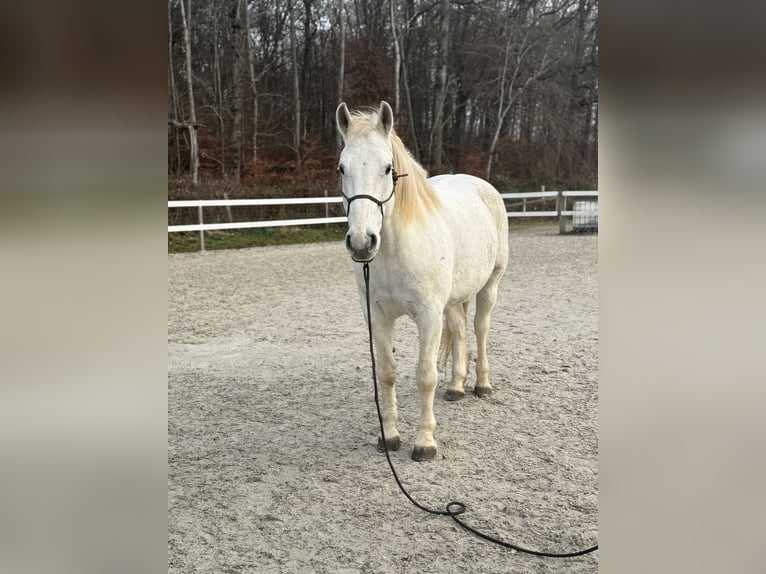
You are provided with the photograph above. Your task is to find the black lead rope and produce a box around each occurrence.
[361,261,598,558]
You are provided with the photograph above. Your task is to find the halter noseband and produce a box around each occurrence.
[340,167,408,219]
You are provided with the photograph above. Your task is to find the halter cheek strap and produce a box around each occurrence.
[340,168,408,219]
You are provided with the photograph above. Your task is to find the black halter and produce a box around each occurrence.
[340,167,408,219]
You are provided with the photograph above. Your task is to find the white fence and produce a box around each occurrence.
[168,190,598,249]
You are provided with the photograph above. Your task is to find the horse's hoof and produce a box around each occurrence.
[444,389,465,401]
[411,445,437,461]
[377,435,401,452]
[474,385,492,398]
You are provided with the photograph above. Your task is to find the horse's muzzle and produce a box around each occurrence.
[345,230,379,262]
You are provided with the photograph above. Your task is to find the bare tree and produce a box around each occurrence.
[389,0,401,114]
[485,16,555,181]
[177,0,199,186]
[430,0,450,172]
[289,0,301,162]
[212,15,226,176]
[227,0,246,182]
[336,0,345,147]
[398,0,420,161]
[168,0,181,175]
[245,0,258,163]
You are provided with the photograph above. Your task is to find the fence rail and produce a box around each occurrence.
[169,197,344,208]
[168,190,598,249]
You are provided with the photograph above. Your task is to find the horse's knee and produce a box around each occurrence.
[417,359,438,383]
[474,312,489,330]
[380,371,396,388]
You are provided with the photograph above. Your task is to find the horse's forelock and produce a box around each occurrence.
[345,109,381,140]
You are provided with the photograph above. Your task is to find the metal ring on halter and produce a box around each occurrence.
[340,167,408,218]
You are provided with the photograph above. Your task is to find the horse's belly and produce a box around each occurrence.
[448,238,497,303]
[438,191,500,303]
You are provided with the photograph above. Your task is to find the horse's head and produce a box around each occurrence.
[335,101,396,262]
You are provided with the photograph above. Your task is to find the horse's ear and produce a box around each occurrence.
[377,101,394,137]
[336,102,351,139]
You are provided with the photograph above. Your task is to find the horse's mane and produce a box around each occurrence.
[346,109,441,223]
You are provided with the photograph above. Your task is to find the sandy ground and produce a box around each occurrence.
[168,223,598,573]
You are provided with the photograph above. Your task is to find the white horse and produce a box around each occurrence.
[336,101,509,461]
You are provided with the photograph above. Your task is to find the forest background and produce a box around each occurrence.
[168,0,597,225]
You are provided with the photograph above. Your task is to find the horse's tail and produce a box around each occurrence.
[439,301,469,371]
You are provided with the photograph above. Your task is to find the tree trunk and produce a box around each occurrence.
[213,22,225,176]
[301,0,314,139]
[178,0,199,186]
[168,0,181,175]
[430,0,449,172]
[400,2,420,161]
[389,0,400,114]
[336,0,345,147]
[228,0,245,183]
[485,29,515,181]
[485,27,545,181]
[289,1,302,163]
[245,0,258,163]
[168,66,181,176]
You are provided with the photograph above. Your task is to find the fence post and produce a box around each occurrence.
[223,191,233,223]
[198,202,205,251]
[557,190,565,234]
[324,188,329,229]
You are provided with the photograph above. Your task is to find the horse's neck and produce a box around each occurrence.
[379,206,439,266]
[379,216,402,261]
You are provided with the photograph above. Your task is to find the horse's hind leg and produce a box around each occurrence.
[444,302,468,401]
[372,312,400,451]
[474,277,500,398]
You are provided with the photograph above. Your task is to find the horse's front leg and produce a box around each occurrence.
[372,311,400,451]
[412,307,443,461]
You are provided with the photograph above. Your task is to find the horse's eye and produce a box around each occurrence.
[385,165,392,175]
[338,165,345,175]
